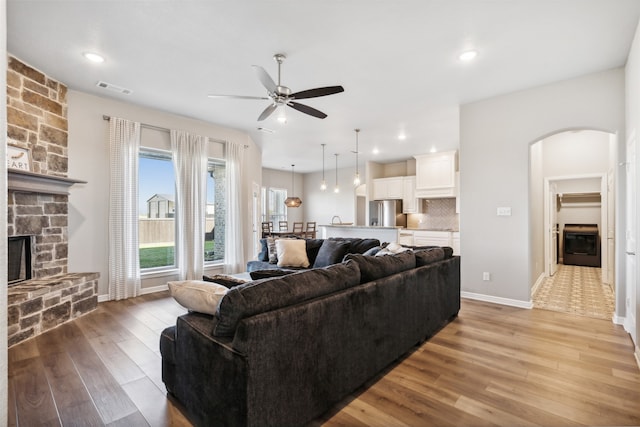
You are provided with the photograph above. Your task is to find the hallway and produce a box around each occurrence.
[533,264,615,320]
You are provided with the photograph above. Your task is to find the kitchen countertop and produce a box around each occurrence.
[404,228,459,232]
[320,224,402,229]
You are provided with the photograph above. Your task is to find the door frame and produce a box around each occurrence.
[543,173,610,281]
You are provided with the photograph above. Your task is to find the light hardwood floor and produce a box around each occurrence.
[8,292,640,426]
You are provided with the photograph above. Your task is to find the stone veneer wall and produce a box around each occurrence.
[7,56,70,278]
[6,56,99,346]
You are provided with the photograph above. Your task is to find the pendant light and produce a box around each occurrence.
[284,164,302,208]
[353,129,361,186]
[320,144,327,191]
[334,153,340,193]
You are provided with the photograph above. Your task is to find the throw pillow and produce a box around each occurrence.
[202,274,250,289]
[267,237,278,264]
[257,238,269,261]
[375,241,412,256]
[276,239,310,268]
[168,280,228,315]
[313,239,352,268]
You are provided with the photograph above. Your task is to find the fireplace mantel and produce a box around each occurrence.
[8,169,87,195]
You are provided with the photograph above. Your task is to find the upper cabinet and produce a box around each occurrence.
[373,177,403,200]
[414,150,458,198]
[402,176,422,213]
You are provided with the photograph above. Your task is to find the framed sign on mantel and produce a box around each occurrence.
[7,144,32,171]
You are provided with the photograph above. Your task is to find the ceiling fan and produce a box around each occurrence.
[208,53,344,121]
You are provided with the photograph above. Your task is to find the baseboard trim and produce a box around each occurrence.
[612,314,625,326]
[530,273,545,297]
[97,284,168,303]
[461,291,533,309]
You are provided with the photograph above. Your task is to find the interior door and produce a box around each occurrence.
[625,132,637,342]
[548,182,559,276]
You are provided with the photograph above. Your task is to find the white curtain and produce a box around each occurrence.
[108,117,141,300]
[224,141,245,273]
[171,130,208,280]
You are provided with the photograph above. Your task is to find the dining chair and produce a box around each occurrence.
[278,221,288,232]
[304,221,317,239]
[292,222,304,236]
[261,221,273,238]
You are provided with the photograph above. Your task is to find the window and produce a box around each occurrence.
[262,187,287,223]
[205,160,226,263]
[139,150,176,270]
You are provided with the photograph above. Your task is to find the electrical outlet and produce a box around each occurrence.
[483,272,490,281]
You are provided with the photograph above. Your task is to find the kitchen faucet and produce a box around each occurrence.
[331,215,342,225]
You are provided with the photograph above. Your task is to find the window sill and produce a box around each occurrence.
[141,268,179,280]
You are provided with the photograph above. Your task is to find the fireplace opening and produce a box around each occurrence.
[8,235,33,285]
[563,224,601,267]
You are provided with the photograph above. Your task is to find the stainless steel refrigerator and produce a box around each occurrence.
[369,200,406,227]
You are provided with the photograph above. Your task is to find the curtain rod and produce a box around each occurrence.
[101,114,247,148]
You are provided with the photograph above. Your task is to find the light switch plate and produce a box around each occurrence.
[497,207,512,216]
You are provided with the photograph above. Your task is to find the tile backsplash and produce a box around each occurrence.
[407,198,459,230]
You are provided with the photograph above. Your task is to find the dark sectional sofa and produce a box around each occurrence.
[160,243,461,427]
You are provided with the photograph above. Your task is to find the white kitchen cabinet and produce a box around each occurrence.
[413,230,452,247]
[398,230,414,246]
[414,151,457,198]
[373,177,404,200]
[402,176,422,213]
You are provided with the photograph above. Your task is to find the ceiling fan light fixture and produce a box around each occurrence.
[284,164,302,208]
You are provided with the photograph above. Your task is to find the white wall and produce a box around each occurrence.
[303,167,359,225]
[625,18,640,352]
[67,90,262,297]
[460,68,625,305]
[529,140,544,285]
[1,0,9,421]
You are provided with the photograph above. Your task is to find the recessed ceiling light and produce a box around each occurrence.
[398,133,407,141]
[459,50,477,61]
[430,146,437,153]
[372,148,379,155]
[83,52,105,63]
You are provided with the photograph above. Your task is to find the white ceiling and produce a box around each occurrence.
[7,1,640,173]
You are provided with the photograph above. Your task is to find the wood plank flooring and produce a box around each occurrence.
[8,292,640,426]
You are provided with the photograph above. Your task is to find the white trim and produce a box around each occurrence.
[98,283,169,303]
[139,284,169,295]
[531,272,545,297]
[461,292,533,309]
[612,314,626,325]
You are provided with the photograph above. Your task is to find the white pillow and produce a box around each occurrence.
[168,280,229,315]
[375,241,412,256]
[276,238,310,268]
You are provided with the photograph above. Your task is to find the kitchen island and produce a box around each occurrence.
[319,224,401,243]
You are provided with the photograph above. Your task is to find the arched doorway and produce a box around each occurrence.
[529,129,617,320]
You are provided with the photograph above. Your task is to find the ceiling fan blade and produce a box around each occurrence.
[252,65,277,93]
[287,101,327,119]
[290,85,344,100]
[257,103,278,121]
[207,94,270,100]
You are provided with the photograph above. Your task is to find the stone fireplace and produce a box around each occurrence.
[6,55,98,347]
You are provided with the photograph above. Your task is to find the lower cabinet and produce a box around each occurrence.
[398,230,414,246]
[413,231,452,247]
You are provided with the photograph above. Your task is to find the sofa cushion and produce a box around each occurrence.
[202,274,250,289]
[343,251,416,283]
[414,247,446,266]
[168,280,229,315]
[213,260,361,337]
[249,269,296,280]
[276,239,310,268]
[313,239,352,268]
[343,238,382,254]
